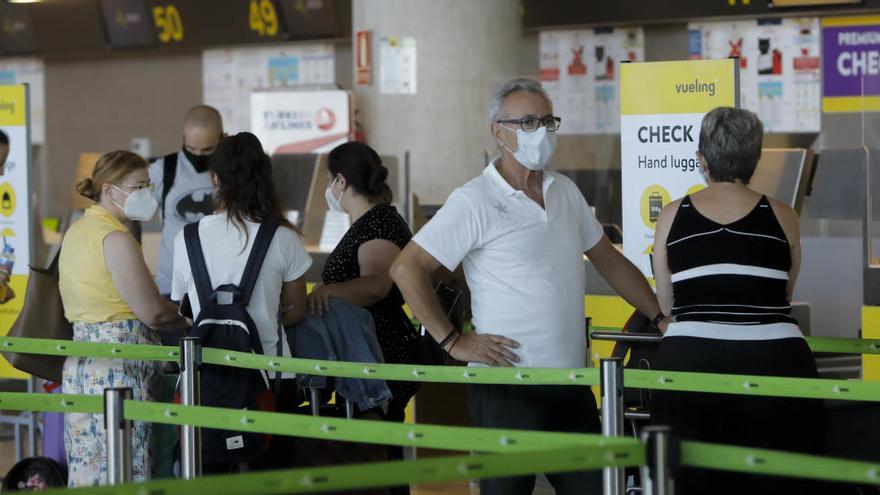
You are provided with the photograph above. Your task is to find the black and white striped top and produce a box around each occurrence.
[665,195,802,340]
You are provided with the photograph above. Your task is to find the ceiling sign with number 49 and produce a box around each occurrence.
[249,0,280,38]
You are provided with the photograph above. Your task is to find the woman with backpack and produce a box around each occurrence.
[170,132,311,472]
[60,150,188,486]
[307,141,418,493]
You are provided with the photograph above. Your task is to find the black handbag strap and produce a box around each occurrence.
[161,153,177,221]
[46,247,61,276]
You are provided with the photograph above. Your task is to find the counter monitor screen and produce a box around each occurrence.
[770,0,861,6]
[99,0,157,48]
[0,4,37,55]
[279,0,342,39]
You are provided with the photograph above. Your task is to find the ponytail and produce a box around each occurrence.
[76,178,99,202]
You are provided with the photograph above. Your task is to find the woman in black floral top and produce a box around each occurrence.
[307,142,418,492]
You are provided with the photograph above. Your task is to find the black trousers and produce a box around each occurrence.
[651,336,841,495]
[468,383,602,495]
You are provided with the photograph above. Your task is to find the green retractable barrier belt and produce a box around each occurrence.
[199,347,600,386]
[123,400,636,454]
[803,336,880,355]
[624,368,880,402]
[38,445,639,495]
[682,441,880,486]
[0,336,179,362]
[0,336,599,386]
[0,392,101,414]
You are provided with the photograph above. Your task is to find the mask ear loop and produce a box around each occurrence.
[328,175,345,209]
[334,177,345,206]
[110,185,130,212]
[498,123,519,156]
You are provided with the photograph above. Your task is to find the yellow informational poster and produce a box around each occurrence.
[620,59,739,277]
[0,84,32,379]
[864,305,880,380]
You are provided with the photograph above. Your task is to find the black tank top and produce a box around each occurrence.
[666,195,796,326]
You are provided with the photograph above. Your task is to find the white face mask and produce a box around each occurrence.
[697,151,710,185]
[504,125,557,171]
[113,186,159,221]
[324,177,345,213]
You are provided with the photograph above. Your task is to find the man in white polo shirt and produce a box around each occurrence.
[391,78,667,495]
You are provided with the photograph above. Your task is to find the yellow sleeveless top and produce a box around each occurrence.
[59,206,137,323]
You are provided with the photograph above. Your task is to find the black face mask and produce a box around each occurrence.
[182,146,211,173]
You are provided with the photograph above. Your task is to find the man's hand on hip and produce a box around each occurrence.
[450,332,520,367]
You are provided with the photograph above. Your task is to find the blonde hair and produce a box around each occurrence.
[76,150,148,202]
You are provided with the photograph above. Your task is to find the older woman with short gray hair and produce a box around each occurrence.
[650,106,825,494]
[697,106,764,184]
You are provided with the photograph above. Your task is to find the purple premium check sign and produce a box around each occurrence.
[822,23,880,98]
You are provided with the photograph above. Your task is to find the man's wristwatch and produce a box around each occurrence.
[651,312,666,330]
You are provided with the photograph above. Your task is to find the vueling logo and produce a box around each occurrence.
[674,78,717,97]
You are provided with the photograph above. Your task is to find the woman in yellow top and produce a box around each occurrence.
[59,150,186,487]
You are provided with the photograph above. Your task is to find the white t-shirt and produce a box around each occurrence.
[171,214,312,375]
[413,161,604,368]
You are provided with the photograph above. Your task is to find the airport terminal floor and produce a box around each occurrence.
[1,0,880,494]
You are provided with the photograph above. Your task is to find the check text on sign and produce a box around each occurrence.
[637,125,695,144]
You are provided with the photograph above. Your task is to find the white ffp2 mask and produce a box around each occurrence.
[113,186,159,222]
[505,126,557,171]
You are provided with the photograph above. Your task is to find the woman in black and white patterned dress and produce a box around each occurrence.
[651,107,826,495]
[306,142,418,494]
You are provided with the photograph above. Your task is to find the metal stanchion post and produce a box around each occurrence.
[640,426,675,495]
[601,358,625,495]
[180,337,202,479]
[27,377,37,457]
[310,387,320,416]
[104,388,132,485]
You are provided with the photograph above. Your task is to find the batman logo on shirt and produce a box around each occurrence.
[175,188,215,223]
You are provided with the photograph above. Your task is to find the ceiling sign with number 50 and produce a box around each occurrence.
[249,0,279,38]
[153,4,184,43]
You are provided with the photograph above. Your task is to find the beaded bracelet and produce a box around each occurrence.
[438,329,461,350]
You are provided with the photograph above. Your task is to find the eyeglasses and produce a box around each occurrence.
[118,183,155,192]
[496,115,562,133]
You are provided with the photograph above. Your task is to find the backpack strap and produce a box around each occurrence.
[236,223,279,307]
[161,153,178,221]
[183,221,213,310]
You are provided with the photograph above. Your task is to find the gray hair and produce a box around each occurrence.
[488,78,553,124]
[698,107,764,184]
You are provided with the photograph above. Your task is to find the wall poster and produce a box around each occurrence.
[539,27,645,135]
[688,18,820,132]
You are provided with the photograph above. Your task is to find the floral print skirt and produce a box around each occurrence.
[62,319,161,487]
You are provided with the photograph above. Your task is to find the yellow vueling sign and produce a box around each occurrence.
[620,59,739,116]
[0,86,26,127]
[620,59,738,277]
